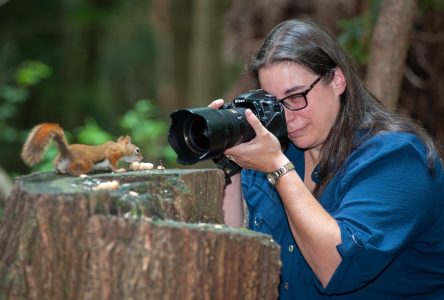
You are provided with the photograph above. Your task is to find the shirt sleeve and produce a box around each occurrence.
[317,133,441,294]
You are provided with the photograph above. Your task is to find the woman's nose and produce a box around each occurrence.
[283,107,298,121]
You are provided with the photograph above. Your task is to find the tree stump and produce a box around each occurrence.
[0,169,281,300]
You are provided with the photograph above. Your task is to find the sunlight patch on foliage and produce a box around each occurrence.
[14,61,52,87]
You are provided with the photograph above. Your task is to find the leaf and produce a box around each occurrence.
[76,118,113,144]
[14,61,52,86]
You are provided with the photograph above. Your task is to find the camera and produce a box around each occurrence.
[168,89,288,165]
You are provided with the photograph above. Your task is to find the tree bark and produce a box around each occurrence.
[365,0,417,108]
[0,170,281,300]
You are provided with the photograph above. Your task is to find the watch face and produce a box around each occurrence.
[267,173,276,185]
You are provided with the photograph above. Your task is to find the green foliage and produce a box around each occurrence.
[120,99,176,166]
[14,61,52,87]
[0,85,27,143]
[419,0,444,11]
[76,118,113,145]
[0,61,52,143]
[31,144,59,172]
[337,0,381,65]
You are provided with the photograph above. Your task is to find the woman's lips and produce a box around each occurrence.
[288,126,307,138]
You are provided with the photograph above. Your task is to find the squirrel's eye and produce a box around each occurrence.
[135,147,140,154]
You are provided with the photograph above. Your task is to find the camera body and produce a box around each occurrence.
[168,89,288,165]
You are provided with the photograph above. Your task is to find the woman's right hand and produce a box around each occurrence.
[208,99,224,109]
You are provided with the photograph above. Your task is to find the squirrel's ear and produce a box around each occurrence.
[117,136,131,144]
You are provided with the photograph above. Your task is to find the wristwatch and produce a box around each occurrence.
[266,161,295,185]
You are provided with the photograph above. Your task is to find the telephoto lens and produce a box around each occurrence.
[168,89,287,165]
[168,106,254,164]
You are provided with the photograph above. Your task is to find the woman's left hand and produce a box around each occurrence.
[224,109,289,172]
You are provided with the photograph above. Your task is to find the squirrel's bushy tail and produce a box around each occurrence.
[21,123,70,166]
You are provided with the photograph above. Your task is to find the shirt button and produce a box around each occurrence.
[254,217,263,227]
[284,282,289,289]
[352,233,364,247]
[288,245,294,252]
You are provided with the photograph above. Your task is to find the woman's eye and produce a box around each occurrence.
[288,94,304,101]
[285,95,305,104]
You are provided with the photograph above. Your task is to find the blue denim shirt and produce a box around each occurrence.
[241,132,444,299]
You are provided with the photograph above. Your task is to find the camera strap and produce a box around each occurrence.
[213,155,242,185]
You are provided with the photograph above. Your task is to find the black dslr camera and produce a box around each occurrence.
[168,89,288,180]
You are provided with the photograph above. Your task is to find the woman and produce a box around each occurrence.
[211,19,444,299]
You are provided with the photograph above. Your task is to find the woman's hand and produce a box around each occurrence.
[224,109,288,173]
[208,99,224,109]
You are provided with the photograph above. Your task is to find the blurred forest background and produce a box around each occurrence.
[1,0,444,198]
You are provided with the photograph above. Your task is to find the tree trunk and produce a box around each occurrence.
[0,166,12,207]
[0,170,281,300]
[151,0,179,114]
[187,0,220,106]
[0,0,10,8]
[365,0,417,108]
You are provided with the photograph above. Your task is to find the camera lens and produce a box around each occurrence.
[185,117,209,154]
[168,107,255,164]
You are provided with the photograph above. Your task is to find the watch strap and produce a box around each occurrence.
[267,161,295,185]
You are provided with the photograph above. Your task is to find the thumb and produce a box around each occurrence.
[245,109,268,135]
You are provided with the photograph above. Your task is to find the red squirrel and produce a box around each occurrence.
[21,123,143,175]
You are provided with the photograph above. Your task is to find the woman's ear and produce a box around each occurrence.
[332,67,347,96]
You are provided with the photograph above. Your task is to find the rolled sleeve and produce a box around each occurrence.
[315,221,379,293]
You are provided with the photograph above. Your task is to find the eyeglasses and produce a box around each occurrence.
[278,76,322,111]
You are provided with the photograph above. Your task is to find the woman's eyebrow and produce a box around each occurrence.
[284,84,305,95]
[262,84,305,97]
